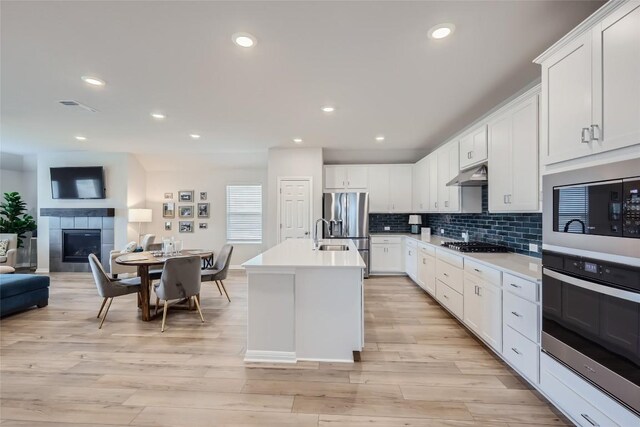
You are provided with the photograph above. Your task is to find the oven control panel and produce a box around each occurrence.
[623,177,640,237]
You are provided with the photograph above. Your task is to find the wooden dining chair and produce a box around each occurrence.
[88,254,142,329]
[154,256,204,332]
[201,244,233,302]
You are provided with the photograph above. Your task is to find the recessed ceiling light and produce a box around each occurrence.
[81,76,105,86]
[75,136,87,141]
[151,112,166,120]
[232,32,256,48]
[428,23,455,39]
[190,134,201,139]
[321,106,335,113]
[293,138,303,144]
[375,135,385,142]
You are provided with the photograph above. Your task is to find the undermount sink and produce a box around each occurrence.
[318,244,349,251]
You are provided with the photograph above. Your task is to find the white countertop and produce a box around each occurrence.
[243,238,366,269]
[371,232,542,282]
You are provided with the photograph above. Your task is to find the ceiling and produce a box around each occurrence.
[1,1,603,166]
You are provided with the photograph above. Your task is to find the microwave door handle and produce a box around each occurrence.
[543,268,640,303]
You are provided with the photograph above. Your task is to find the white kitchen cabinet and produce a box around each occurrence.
[370,236,403,274]
[367,164,412,213]
[417,245,436,296]
[412,157,429,212]
[592,1,640,154]
[324,165,368,191]
[404,239,417,281]
[488,91,540,212]
[437,142,459,212]
[463,271,503,352]
[536,0,640,166]
[428,153,439,211]
[459,124,488,170]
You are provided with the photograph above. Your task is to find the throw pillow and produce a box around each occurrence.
[0,239,8,257]
[120,241,138,254]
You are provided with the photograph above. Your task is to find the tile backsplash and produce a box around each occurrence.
[369,186,542,257]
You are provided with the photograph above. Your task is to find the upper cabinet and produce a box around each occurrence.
[412,157,430,212]
[536,0,640,166]
[459,124,488,170]
[324,165,368,191]
[434,141,481,214]
[368,164,412,213]
[488,91,540,212]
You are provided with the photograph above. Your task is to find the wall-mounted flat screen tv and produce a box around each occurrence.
[50,167,106,199]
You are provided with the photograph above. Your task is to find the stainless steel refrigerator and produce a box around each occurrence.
[322,192,370,277]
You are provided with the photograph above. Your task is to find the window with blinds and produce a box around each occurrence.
[226,185,263,243]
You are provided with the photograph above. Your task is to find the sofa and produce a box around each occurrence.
[0,274,49,317]
[109,234,155,278]
[0,233,18,269]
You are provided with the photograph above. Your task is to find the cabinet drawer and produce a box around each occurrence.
[371,236,402,244]
[418,243,435,257]
[503,325,539,383]
[541,361,617,427]
[404,238,417,248]
[436,248,464,269]
[503,273,538,302]
[503,291,539,343]
[436,280,463,319]
[436,258,464,294]
[464,259,501,286]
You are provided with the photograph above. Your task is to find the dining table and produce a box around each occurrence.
[115,249,214,321]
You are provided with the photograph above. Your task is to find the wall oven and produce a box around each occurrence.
[542,158,640,415]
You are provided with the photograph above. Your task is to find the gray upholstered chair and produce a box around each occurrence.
[88,254,141,329]
[0,233,18,268]
[154,256,204,332]
[109,234,156,278]
[201,244,233,302]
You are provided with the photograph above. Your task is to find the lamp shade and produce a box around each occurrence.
[408,214,422,225]
[128,208,152,223]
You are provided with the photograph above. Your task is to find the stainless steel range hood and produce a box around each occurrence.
[446,163,487,187]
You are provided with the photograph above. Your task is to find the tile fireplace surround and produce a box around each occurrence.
[42,208,115,272]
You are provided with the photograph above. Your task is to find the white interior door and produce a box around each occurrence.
[279,179,311,241]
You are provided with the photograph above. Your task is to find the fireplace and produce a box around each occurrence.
[62,229,101,263]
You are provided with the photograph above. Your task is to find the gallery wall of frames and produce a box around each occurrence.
[161,190,210,233]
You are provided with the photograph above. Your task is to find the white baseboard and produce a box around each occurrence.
[35,268,49,274]
[244,350,297,363]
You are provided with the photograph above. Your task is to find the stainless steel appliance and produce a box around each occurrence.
[542,158,640,415]
[542,250,640,414]
[322,192,370,277]
[440,241,509,253]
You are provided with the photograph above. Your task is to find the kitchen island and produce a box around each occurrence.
[242,238,365,363]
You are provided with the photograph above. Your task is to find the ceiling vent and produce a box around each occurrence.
[58,100,98,113]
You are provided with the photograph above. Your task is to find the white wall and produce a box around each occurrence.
[126,155,148,243]
[36,152,140,272]
[144,167,267,266]
[266,147,323,247]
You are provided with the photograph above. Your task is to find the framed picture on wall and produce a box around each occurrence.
[178,190,194,202]
[179,221,193,233]
[197,202,210,218]
[162,202,175,218]
[179,205,193,218]
[164,221,172,231]
[199,222,208,230]
[164,192,173,200]
[199,192,207,200]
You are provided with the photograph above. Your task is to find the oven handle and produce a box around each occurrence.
[543,268,640,303]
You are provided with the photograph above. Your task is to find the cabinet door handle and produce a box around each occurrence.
[508,194,512,204]
[408,250,412,256]
[422,259,426,265]
[511,311,522,318]
[443,272,449,277]
[581,127,591,144]
[590,124,600,142]
[435,202,438,208]
[444,201,449,207]
[511,347,521,355]
[510,283,521,289]
[474,268,481,273]
[443,294,449,299]
[580,413,600,427]
[347,181,350,186]
[474,285,479,295]
[470,151,474,158]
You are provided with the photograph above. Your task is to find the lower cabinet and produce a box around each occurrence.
[503,325,539,383]
[463,273,502,352]
[417,245,436,296]
[370,236,403,274]
[436,280,463,319]
[404,239,417,281]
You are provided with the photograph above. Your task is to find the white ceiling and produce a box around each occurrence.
[1,1,603,166]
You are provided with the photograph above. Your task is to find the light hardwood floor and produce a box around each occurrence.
[0,272,571,426]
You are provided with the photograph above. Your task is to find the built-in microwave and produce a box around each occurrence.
[553,177,639,238]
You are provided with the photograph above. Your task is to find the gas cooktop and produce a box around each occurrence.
[440,241,509,253]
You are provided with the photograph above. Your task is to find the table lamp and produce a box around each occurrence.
[408,215,422,234]
[128,208,152,244]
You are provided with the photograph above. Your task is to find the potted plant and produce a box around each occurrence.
[0,192,37,247]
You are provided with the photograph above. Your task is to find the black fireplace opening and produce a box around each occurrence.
[62,229,101,263]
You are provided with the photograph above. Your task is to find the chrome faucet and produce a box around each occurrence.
[313,218,330,249]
